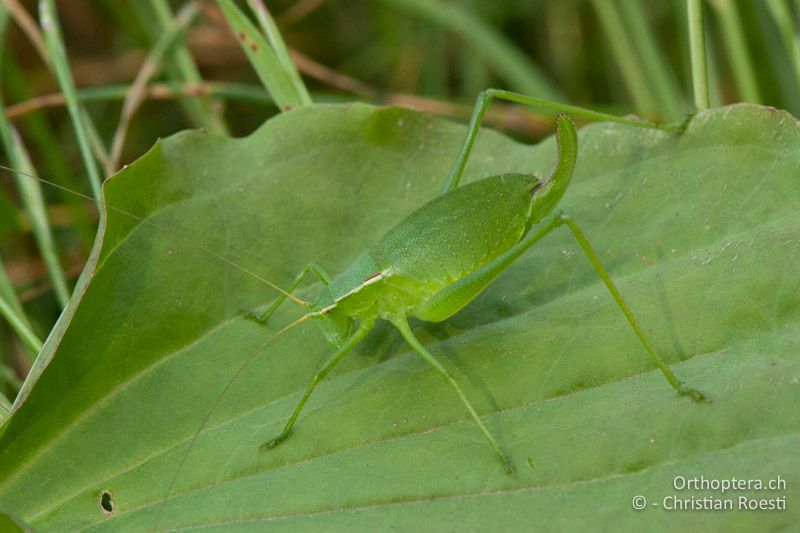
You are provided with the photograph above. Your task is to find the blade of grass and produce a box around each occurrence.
[418,24,449,96]
[618,0,685,118]
[687,0,710,110]
[765,0,800,98]
[707,0,762,103]
[0,7,60,341]
[108,1,201,173]
[276,0,327,27]
[38,0,103,205]
[590,0,659,116]
[706,25,725,108]
[743,1,800,113]
[0,295,42,355]
[246,0,311,105]
[81,109,110,174]
[449,5,489,97]
[544,1,585,101]
[5,81,275,119]
[1,0,47,61]
[3,76,552,138]
[1,365,21,395]
[139,0,230,135]
[0,125,71,307]
[377,0,564,101]
[0,48,95,249]
[0,390,11,424]
[216,0,309,110]
[669,0,693,97]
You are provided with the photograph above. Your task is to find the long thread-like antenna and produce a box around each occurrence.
[153,310,315,530]
[0,163,310,307]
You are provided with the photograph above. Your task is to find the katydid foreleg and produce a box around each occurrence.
[248,261,332,323]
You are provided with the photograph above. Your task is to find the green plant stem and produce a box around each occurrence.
[0,391,11,424]
[0,296,42,354]
[590,0,658,116]
[0,6,64,339]
[2,0,47,60]
[687,0,710,110]
[0,126,71,307]
[247,0,311,105]
[141,0,229,134]
[765,0,800,98]
[618,0,684,118]
[108,2,200,173]
[1,56,95,251]
[0,366,20,394]
[707,0,762,103]
[38,0,104,205]
[377,0,563,101]
[215,0,308,110]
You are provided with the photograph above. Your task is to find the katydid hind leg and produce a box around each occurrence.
[247,261,332,324]
[262,322,373,450]
[554,213,707,401]
[391,315,514,475]
[452,209,706,399]
[442,88,683,194]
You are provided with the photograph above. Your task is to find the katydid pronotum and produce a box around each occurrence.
[0,90,707,481]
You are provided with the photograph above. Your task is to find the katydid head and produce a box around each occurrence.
[317,310,355,346]
[310,292,355,346]
[528,114,578,224]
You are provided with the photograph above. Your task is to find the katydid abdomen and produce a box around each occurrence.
[319,173,538,324]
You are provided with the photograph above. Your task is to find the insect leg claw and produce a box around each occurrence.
[261,430,292,451]
[678,384,708,402]
[242,308,269,324]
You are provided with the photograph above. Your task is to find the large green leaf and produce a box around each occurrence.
[0,103,797,531]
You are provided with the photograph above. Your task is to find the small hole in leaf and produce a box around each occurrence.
[99,490,115,515]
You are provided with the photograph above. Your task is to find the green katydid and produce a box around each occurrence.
[231,89,708,474]
[0,90,707,485]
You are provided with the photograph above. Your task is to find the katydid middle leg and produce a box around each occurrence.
[391,314,514,474]
[262,320,374,450]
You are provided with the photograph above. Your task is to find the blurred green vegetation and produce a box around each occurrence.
[0,0,798,404]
